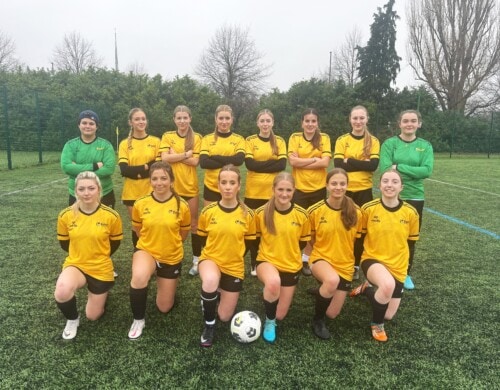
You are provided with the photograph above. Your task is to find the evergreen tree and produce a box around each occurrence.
[357,0,401,100]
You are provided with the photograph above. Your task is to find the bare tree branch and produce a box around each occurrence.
[331,27,363,86]
[407,0,500,115]
[0,31,18,71]
[52,32,103,74]
[196,25,271,107]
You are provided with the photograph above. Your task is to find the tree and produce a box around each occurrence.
[357,0,401,100]
[329,27,362,87]
[52,32,103,74]
[0,31,18,71]
[407,0,500,115]
[195,25,271,117]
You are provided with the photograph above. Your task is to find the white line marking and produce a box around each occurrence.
[427,179,500,197]
[0,178,67,197]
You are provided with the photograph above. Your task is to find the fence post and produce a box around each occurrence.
[60,98,64,148]
[487,111,493,159]
[2,85,12,170]
[35,91,42,164]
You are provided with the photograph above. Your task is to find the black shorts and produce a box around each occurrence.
[293,188,326,210]
[219,272,243,293]
[404,199,424,231]
[203,186,221,202]
[256,261,301,286]
[346,188,373,207]
[361,259,404,298]
[181,195,194,202]
[311,259,352,291]
[244,198,268,210]
[155,261,182,279]
[69,190,116,209]
[82,272,114,295]
[122,199,135,207]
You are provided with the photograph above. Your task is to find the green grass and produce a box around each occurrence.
[0,157,498,389]
[0,150,61,171]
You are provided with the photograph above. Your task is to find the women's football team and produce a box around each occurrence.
[56,106,433,345]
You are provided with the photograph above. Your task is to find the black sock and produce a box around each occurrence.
[56,296,78,320]
[129,286,148,320]
[191,233,202,257]
[250,243,258,269]
[263,299,278,320]
[314,294,332,321]
[201,290,218,323]
[365,288,388,324]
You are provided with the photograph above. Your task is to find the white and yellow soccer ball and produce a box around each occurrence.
[230,310,261,343]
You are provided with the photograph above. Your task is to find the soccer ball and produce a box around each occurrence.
[230,310,261,343]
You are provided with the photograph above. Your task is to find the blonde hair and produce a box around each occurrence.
[213,105,233,141]
[173,105,195,151]
[71,171,102,216]
[218,164,247,216]
[263,172,294,235]
[350,105,373,159]
[127,108,147,149]
[302,108,322,150]
[326,168,358,230]
[257,109,279,156]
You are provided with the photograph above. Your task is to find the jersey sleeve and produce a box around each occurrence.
[245,209,256,240]
[109,213,123,241]
[57,210,70,241]
[60,141,94,175]
[397,142,434,180]
[300,212,312,242]
[379,138,395,173]
[180,201,192,231]
[197,207,208,237]
[95,141,116,177]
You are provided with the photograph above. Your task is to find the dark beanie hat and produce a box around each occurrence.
[78,110,99,124]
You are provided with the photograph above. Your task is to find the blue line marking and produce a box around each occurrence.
[425,208,500,240]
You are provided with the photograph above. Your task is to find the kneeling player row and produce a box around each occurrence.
[54,166,419,345]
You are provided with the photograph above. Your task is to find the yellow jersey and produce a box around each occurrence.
[132,194,191,264]
[198,202,256,279]
[255,204,310,273]
[308,200,362,281]
[288,132,332,192]
[361,199,420,282]
[57,205,123,281]
[159,130,202,197]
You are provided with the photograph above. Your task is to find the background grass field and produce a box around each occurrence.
[0,156,498,389]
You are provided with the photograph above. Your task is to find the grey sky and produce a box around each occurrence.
[1,0,415,91]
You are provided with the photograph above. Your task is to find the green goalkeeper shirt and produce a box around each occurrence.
[61,136,116,197]
[379,136,434,200]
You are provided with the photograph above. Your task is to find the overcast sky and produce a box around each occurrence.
[1,0,416,91]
